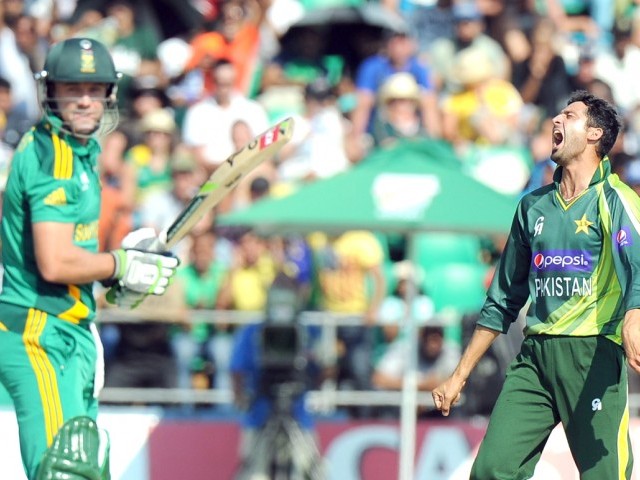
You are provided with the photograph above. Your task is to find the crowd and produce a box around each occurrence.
[1,0,640,419]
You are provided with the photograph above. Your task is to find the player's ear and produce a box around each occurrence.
[587,127,602,142]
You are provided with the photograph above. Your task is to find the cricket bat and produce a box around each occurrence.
[149,116,295,252]
[106,117,295,306]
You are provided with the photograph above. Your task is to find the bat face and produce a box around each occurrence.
[158,117,295,251]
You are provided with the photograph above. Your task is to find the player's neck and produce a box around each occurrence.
[559,162,596,201]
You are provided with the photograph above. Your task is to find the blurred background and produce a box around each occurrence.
[1,0,640,478]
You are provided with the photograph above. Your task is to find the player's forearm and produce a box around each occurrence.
[371,371,403,390]
[622,308,640,373]
[37,247,117,284]
[33,221,117,284]
[451,325,500,381]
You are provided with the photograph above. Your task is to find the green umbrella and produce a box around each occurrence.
[219,139,519,236]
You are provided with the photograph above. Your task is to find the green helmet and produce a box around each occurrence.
[35,37,121,137]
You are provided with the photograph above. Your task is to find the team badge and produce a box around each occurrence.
[79,40,96,73]
[574,214,593,235]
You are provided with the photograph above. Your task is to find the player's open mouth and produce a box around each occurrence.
[552,129,564,148]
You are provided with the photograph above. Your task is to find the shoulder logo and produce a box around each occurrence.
[44,187,67,206]
[574,214,593,235]
[614,227,632,248]
[534,216,544,237]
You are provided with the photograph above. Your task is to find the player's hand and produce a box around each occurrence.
[108,285,146,309]
[622,309,640,374]
[432,376,466,417]
[110,249,179,295]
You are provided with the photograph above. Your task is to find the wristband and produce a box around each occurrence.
[110,249,126,280]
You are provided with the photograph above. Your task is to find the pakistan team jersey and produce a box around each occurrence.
[479,158,640,345]
[0,120,102,324]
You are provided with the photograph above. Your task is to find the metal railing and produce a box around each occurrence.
[96,308,438,412]
[96,308,640,416]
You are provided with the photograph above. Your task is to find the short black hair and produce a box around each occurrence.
[0,76,10,91]
[567,90,622,158]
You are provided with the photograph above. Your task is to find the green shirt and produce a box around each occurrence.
[479,159,640,345]
[0,120,102,324]
[175,262,228,341]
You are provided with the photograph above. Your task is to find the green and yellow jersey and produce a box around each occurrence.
[479,158,640,345]
[0,120,102,324]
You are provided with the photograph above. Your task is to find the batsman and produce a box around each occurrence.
[0,38,178,479]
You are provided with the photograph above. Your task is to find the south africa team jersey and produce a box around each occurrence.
[479,158,640,345]
[0,121,102,324]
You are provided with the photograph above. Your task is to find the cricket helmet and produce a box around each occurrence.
[35,37,121,137]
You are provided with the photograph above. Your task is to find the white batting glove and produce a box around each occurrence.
[121,227,158,251]
[110,249,178,295]
[109,286,147,309]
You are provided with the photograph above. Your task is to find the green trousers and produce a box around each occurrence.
[0,306,99,480]
[471,335,633,480]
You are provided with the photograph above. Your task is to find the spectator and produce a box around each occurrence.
[182,59,269,174]
[276,77,350,186]
[102,0,163,111]
[534,0,614,50]
[441,47,524,148]
[258,27,344,121]
[430,0,510,94]
[568,46,599,92]
[12,13,48,74]
[0,0,39,123]
[97,81,167,228]
[173,228,231,392]
[103,281,188,392]
[510,16,573,119]
[350,29,441,159]
[393,0,456,58]
[98,122,138,253]
[314,230,387,416]
[372,315,460,418]
[371,72,427,147]
[593,25,640,115]
[126,108,179,206]
[0,75,33,148]
[216,230,278,312]
[183,0,268,99]
[373,261,433,366]
[137,146,208,262]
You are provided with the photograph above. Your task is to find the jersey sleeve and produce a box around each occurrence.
[478,200,532,333]
[20,137,80,224]
[609,186,640,311]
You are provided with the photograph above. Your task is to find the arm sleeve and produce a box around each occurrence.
[610,188,640,311]
[25,154,79,224]
[409,60,432,90]
[354,57,380,93]
[478,201,532,333]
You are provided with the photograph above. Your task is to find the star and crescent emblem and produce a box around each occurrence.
[574,214,593,235]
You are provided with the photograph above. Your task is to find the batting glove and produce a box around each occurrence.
[121,227,158,250]
[110,249,178,295]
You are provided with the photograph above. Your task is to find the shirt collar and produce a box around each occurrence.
[552,156,611,188]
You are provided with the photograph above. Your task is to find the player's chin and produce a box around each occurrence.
[72,120,100,136]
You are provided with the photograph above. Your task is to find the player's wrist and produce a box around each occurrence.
[109,249,126,280]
